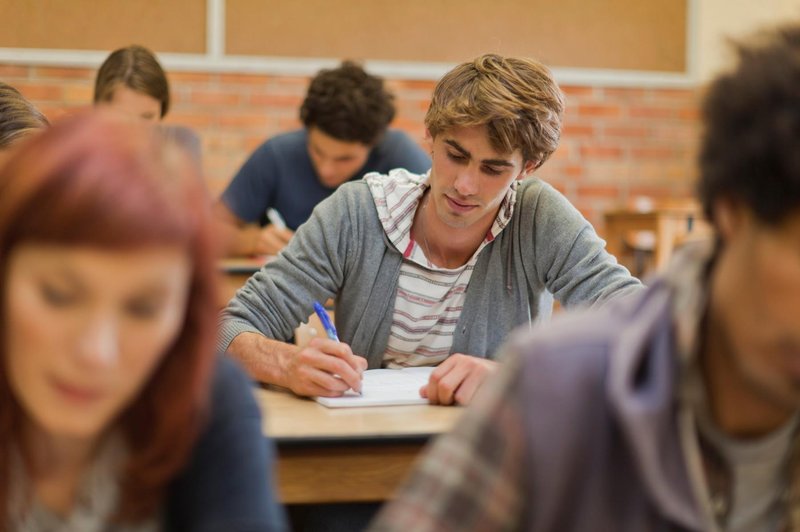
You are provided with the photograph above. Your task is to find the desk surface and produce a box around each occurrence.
[256,387,465,503]
[257,387,463,444]
[218,255,273,274]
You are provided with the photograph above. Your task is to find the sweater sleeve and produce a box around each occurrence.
[164,356,287,531]
[217,183,359,351]
[530,182,643,308]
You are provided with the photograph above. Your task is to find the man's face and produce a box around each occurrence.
[307,127,371,188]
[709,205,800,413]
[428,124,534,230]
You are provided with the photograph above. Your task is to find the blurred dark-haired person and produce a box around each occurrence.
[0,112,285,531]
[371,24,800,532]
[215,61,431,256]
[94,44,170,122]
[0,82,49,166]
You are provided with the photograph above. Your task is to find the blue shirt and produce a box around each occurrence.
[220,129,431,230]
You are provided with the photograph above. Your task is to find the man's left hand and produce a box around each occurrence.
[420,354,498,406]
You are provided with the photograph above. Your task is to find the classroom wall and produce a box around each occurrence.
[0,63,699,233]
[7,1,799,234]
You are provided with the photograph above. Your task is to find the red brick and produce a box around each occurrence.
[277,117,302,130]
[248,93,303,108]
[561,164,585,178]
[580,144,623,159]
[648,88,695,100]
[189,90,241,106]
[219,73,271,85]
[217,113,269,128]
[604,125,650,137]
[629,106,675,119]
[170,71,216,83]
[34,66,95,80]
[577,104,622,118]
[602,88,647,100]
[62,84,94,104]
[165,112,215,128]
[561,86,595,98]
[270,76,310,93]
[631,146,676,160]
[12,83,63,101]
[562,124,595,137]
[390,79,437,91]
[676,107,700,120]
[577,185,622,198]
[0,64,29,78]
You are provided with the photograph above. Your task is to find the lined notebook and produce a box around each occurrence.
[314,367,434,408]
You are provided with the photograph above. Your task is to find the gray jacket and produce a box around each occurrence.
[218,177,642,368]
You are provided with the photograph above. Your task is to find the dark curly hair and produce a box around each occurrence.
[698,25,800,226]
[299,61,395,145]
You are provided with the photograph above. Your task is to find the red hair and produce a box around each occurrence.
[0,111,219,525]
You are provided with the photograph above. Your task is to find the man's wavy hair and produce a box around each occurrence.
[424,54,564,168]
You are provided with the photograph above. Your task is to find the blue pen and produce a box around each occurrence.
[313,301,362,395]
[313,301,339,341]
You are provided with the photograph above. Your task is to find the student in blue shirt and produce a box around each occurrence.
[215,61,431,256]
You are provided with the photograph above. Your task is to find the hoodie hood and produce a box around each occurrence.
[606,240,715,531]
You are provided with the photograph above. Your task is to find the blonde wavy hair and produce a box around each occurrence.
[425,54,564,168]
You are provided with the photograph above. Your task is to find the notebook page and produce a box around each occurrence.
[315,367,434,408]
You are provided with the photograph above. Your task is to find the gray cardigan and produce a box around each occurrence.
[219,177,642,368]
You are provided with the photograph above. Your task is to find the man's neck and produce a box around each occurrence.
[701,314,795,438]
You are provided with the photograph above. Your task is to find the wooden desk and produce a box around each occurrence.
[256,388,463,504]
[217,255,271,306]
[604,201,703,273]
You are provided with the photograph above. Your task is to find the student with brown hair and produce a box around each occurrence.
[93,44,170,122]
[0,112,285,531]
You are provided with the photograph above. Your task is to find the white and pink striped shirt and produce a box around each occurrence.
[366,169,517,368]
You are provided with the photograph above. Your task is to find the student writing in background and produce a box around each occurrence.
[93,45,169,123]
[219,54,642,406]
[0,112,285,531]
[92,44,202,165]
[214,61,431,256]
[371,24,800,532]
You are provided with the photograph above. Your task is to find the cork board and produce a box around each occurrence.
[0,0,206,54]
[226,0,687,72]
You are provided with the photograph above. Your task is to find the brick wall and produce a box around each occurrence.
[0,63,701,235]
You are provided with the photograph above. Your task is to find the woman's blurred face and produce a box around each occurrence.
[3,245,191,442]
[103,85,162,122]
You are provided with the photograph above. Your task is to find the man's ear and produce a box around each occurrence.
[714,197,745,243]
[518,159,538,180]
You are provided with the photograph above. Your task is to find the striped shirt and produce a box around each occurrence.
[366,169,517,368]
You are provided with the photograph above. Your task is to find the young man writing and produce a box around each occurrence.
[215,61,431,256]
[371,25,800,531]
[219,54,641,405]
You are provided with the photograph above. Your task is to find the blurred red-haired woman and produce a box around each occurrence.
[0,112,285,531]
